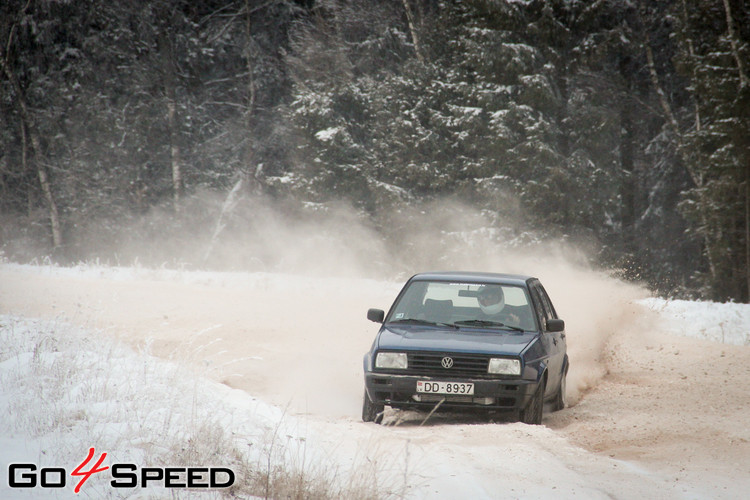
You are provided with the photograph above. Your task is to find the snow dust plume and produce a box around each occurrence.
[59,193,651,403]
[373,199,652,404]
[536,266,648,403]
[64,191,392,279]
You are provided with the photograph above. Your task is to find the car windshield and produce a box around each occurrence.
[387,281,537,332]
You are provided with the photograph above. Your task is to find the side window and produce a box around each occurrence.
[538,285,558,319]
[529,285,547,330]
[530,283,557,331]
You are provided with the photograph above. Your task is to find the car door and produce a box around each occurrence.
[529,281,565,396]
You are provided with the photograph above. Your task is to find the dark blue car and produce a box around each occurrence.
[362,272,568,424]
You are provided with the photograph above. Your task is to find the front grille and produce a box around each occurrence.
[407,352,490,377]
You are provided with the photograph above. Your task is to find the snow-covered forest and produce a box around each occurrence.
[1,0,749,302]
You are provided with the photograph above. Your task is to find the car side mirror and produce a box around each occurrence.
[367,308,385,323]
[546,318,565,332]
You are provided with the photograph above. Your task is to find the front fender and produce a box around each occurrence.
[523,360,547,383]
[520,337,547,382]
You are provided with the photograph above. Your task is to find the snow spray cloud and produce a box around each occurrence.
[369,198,650,403]
[77,192,390,277]
[70,192,649,403]
[200,194,649,404]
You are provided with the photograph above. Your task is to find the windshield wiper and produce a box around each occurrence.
[453,319,526,332]
[388,318,458,329]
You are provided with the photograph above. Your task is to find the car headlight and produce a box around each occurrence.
[375,352,408,369]
[488,358,521,375]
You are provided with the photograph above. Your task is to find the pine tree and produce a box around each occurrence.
[673,0,750,301]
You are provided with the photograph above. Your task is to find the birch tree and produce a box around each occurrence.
[1,1,63,251]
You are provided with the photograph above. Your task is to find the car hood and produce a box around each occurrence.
[377,324,537,356]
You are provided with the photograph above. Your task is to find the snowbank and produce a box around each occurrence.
[639,298,750,346]
[0,315,344,499]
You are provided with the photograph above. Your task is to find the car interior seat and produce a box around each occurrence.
[423,298,453,324]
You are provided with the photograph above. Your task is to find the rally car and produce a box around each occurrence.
[362,271,568,424]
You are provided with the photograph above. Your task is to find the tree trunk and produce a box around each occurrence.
[680,0,702,132]
[402,0,424,62]
[159,28,182,211]
[0,48,63,251]
[34,157,63,250]
[721,0,748,89]
[167,97,182,209]
[244,0,258,187]
[619,96,636,254]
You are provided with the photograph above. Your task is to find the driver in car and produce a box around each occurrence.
[477,285,521,327]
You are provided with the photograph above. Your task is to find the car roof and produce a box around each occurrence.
[409,271,535,287]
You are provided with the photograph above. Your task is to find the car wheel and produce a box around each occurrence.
[520,379,545,425]
[551,362,568,411]
[362,390,384,424]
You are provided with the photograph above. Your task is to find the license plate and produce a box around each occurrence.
[416,381,474,395]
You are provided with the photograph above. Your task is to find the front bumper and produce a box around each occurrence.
[364,372,537,411]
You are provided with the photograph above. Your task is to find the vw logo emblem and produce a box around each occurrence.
[441,357,454,369]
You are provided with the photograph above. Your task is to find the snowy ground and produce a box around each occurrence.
[639,297,750,346]
[1,263,749,498]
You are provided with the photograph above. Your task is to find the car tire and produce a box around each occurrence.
[551,364,568,412]
[520,378,545,425]
[362,390,384,424]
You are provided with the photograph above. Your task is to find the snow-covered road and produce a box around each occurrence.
[1,264,749,498]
